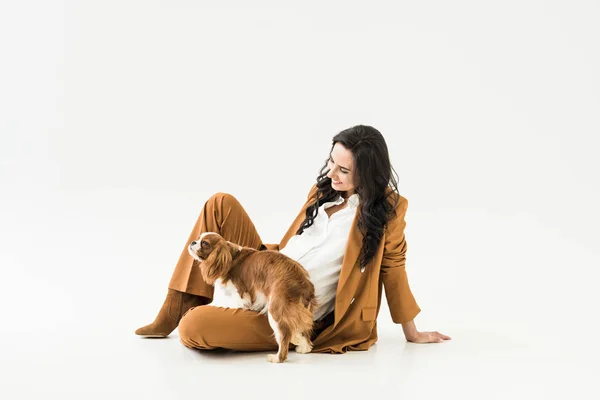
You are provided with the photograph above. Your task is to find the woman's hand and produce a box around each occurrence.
[402,320,451,343]
[406,330,452,343]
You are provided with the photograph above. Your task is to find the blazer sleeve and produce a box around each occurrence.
[380,197,421,324]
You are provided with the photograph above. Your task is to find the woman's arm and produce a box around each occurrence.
[382,196,451,344]
[380,197,421,323]
[401,319,419,340]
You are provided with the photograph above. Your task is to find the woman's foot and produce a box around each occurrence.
[135,289,208,337]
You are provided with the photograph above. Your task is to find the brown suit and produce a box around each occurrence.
[175,184,420,354]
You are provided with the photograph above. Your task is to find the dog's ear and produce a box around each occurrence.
[226,241,242,256]
[204,239,233,282]
[214,240,233,268]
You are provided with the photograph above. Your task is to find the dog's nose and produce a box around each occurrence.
[191,241,197,246]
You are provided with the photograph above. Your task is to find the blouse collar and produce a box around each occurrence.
[323,192,360,210]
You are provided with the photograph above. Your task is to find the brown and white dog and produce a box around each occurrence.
[188,232,318,363]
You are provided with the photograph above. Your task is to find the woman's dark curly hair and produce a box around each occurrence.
[296,125,401,269]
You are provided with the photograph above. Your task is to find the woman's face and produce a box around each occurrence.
[326,142,356,197]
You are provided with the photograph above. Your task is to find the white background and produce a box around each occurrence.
[1,1,599,399]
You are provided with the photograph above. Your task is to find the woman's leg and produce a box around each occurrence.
[136,192,266,337]
[168,192,265,295]
[178,306,278,352]
[178,308,336,355]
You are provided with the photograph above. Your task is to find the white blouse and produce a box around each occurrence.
[280,193,359,320]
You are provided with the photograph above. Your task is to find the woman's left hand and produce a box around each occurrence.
[406,331,452,343]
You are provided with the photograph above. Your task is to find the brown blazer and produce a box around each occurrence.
[263,184,421,353]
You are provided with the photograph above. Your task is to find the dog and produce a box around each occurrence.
[187,232,318,363]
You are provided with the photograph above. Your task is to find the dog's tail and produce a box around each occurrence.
[300,293,318,339]
[269,296,315,339]
[304,293,318,314]
[294,297,317,340]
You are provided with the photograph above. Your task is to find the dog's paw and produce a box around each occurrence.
[295,342,312,354]
[267,354,283,363]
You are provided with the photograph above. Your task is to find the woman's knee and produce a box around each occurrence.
[209,192,239,207]
[178,306,211,349]
[205,192,244,217]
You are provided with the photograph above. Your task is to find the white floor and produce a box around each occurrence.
[2,318,596,399]
[1,187,599,400]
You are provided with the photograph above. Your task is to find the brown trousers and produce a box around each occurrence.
[170,192,326,352]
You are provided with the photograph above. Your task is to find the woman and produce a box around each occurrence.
[136,125,450,353]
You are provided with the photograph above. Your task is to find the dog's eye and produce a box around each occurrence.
[201,240,209,247]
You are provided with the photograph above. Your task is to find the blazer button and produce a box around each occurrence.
[360,265,366,273]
